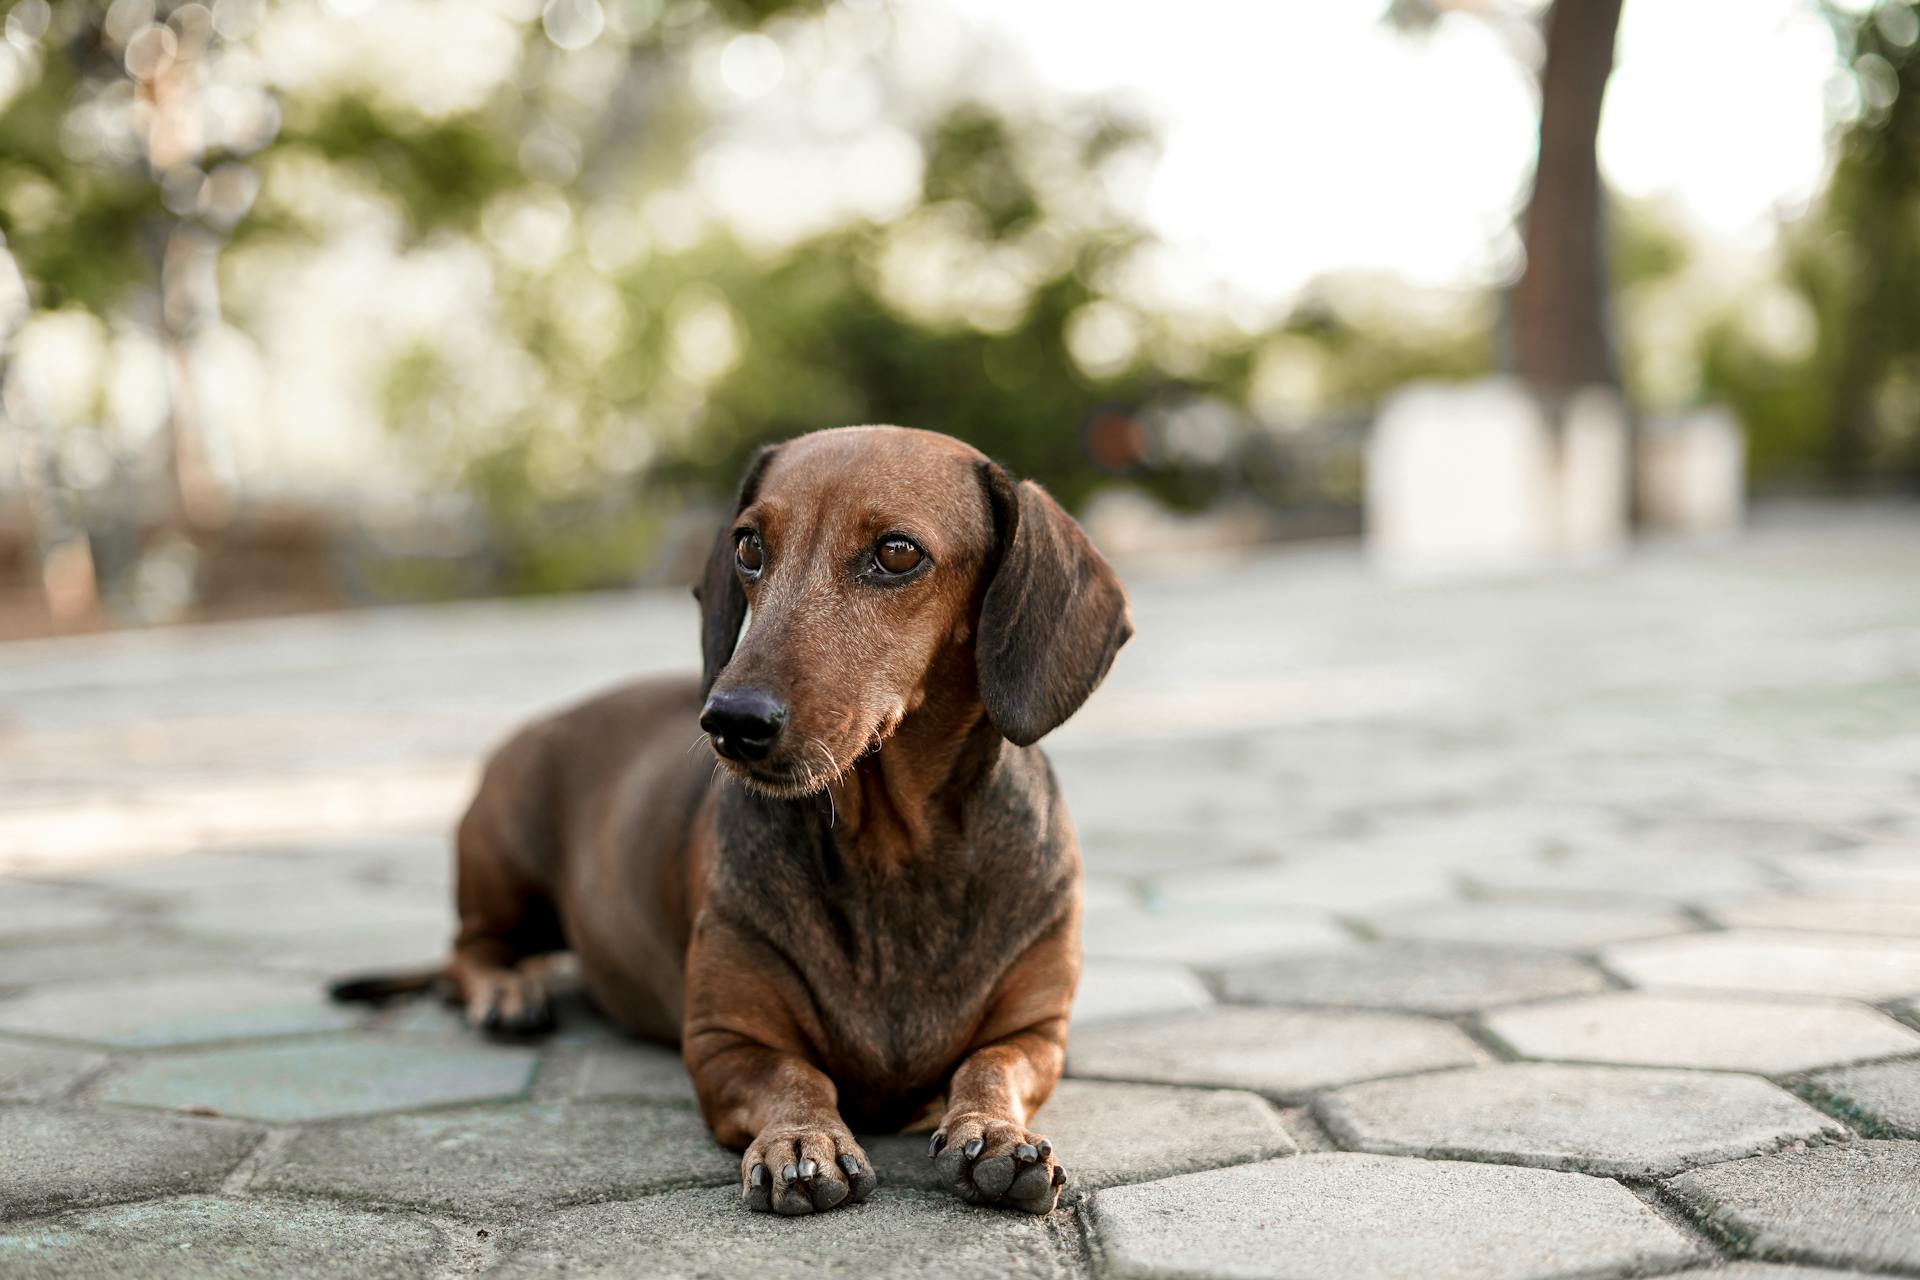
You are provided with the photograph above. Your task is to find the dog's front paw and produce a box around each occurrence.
[929,1113,1065,1214]
[741,1121,877,1215]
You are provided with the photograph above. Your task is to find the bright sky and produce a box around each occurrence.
[963,0,1846,306]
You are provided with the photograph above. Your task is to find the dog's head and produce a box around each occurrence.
[694,425,1131,796]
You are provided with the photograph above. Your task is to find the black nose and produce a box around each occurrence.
[700,689,787,763]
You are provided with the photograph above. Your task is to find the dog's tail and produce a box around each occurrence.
[327,967,445,1004]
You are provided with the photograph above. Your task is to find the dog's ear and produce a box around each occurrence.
[975,461,1132,746]
[696,445,779,696]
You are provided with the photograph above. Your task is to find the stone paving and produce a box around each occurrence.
[3,507,1920,1277]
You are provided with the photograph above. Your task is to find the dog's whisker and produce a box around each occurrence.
[686,732,712,756]
[804,737,842,828]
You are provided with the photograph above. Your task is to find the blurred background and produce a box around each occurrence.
[0,0,1917,636]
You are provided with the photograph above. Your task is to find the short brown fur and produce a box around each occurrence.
[333,425,1131,1216]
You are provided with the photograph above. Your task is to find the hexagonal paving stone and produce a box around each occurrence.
[1087,1153,1696,1280]
[558,1040,696,1105]
[1666,1141,1920,1273]
[1081,906,1352,966]
[1365,900,1695,950]
[1217,943,1607,1014]
[1481,991,1920,1075]
[0,935,236,987]
[1082,874,1138,914]
[0,972,360,1047]
[253,925,450,981]
[0,1105,262,1218]
[1648,1267,1879,1280]
[0,1038,106,1101]
[0,1196,446,1278]
[1464,850,1779,903]
[1803,1058,1920,1138]
[0,882,123,940]
[165,878,449,942]
[1070,958,1212,1028]
[491,1185,1077,1279]
[1708,892,1920,937]
[1775,847,1920,894]
[868,1078,1295,1205]
[254,1100,735,1214]
[1317,1063,1846,1178]
[1603,930,1920,1000]
[1144,858,1458,913]
[373,989,621,1047]
[97,1035,537,1121]
[65,850,338,893]
[1068,1006,1485,1100]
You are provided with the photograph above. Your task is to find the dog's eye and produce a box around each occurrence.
[873,536,924,576]
[735,532,764,575]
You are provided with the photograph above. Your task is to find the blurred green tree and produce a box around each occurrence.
[1699,0,1920,491]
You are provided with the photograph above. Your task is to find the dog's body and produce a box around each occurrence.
[458,674,1079,1135]
[337,426,1130,1216]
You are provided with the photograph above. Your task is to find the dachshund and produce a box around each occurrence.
[332,425,1131,1216]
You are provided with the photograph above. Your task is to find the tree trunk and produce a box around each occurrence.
[1509,0,1625,395]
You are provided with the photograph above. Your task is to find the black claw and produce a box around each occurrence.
[1037,1139,1053,1159]
[796,1158,817,1179]
[963,1137,984,1160]
[1015,1143,1038,1163]
[781,1163,799,1183]
[750,1163,768,1188]
[839,1154,861,1177]
[929,1132,947,1158]
[1052,1165,1067,1186]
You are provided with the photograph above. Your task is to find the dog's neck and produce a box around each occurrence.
[824,651,1003,870]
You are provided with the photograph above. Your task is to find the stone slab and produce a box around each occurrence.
[491,1185,1078,1278]
[1144,858,1458,914]
[1464,851,1778,903]
[255,1100,735,1214]
[97,1035,537,1121]
[253,925,453,980]
[0,883,123,940]
[1803,1058,1920,1138]
[1318,1062,1846,1178]
[0,1105,262,1219]
[165,878,449,942]
[1081,906,1352,966]
[561,1040,696,1105]
[1481,991,1920,1075]
[1649,1267,1877,1280]
[1088,1153,1697,1280]
[0,1195,445,1278]
[1068,1006,1485,1100]
[1708,892,1920,937]
[64,850,340,893]
[1366,900,1695,950]
[1666,1141,1920,1273]
[1776,848,1920,894]
[0,1038,105,1102]
[0,972,360,1047]
[1218,943,1607,1014]
[1603,930,1920,1000]
[375,989,623,1048]
[0,936,237,987]
[869,1078,1295,1205]
[1070,958,1213,1028]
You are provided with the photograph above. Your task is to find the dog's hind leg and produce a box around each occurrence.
[444,799,568,1036]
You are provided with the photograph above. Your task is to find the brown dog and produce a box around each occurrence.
[333,425,1131,1216]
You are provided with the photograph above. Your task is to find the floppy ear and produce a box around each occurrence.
[975,462,1133,746]
[696,445,778,696]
